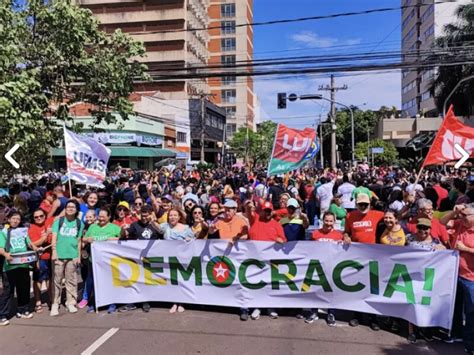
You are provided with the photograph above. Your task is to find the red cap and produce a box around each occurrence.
[261,201,273,210]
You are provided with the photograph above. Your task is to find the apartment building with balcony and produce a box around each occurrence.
[208,0,255,139]
[401,0,470,117]
[75,0,211,160]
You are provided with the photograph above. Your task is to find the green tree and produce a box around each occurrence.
[228,120,277,166]
[430,4,474,116]
[354,139,398,166]
[0,0,147,176]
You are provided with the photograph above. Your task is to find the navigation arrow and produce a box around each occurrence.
[454,143,469,169]
[5,144,20,169]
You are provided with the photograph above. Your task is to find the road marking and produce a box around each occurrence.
[81,327,119,355]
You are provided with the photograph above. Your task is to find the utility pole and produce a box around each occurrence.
[318,75,347,168]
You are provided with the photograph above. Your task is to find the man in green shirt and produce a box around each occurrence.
[0,211,39,325]
[51,200,84,317]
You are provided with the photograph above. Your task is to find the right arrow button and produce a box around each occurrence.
[454,143,469,169]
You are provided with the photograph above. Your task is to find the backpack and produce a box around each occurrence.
[58,217,82,238]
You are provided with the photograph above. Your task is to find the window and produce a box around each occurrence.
[221,38,236,51]
[177,132,186,143]
[225,106,236,117]
[422,90,432,101]
[402,9,415,28]
[402,69,410,78]
[423,25,434,40]
[222,89,236,103]
[221,3,235,17]
[222,75,236,85]
[222,21,236,35]
[402,80,416,94]
[221,55,236,67]
[226,123,237,138]
[421,69,435,82]
[421,5,434,23]
[402,98,416,110]
[403,26,416,44]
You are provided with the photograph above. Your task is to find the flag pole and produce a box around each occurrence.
[267,123,280,177]
[64,125,73,198]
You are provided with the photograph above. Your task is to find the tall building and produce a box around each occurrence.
[208,0,255,139]
[401,0,470,117]
[75,0,227,163]
[77,0,209,99]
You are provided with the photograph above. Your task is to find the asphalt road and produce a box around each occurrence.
[0,304,465,355]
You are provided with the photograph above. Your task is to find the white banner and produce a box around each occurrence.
[92,240,459,328]
[84,132,163,146]
[64,127,111,187]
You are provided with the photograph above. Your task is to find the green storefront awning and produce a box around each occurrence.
[52,146,176,158]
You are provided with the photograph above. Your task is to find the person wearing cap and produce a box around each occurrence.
[247,200,286,321]
[406,198,448,246]
[406,217,446,343]
[209,200,248,243]
[343,193,384,330]
[147,183,174,224]
[112,201,136,230]
[328,193,347,228]
[280,198,309,242]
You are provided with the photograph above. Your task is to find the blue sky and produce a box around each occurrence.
[253,0,401,128]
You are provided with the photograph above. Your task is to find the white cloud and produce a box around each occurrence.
[290,30,361,49]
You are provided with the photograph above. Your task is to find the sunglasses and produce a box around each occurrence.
[357,203,369,207]
[117,208,128,212]
[193,211,203,215]
[34,215,45,219]
[135,203,143,206]
[417,225,430,231]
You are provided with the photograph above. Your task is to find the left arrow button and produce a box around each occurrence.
[5,144,20,169]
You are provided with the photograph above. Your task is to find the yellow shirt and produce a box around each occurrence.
[380,227,406,246]
[157,211,168,224]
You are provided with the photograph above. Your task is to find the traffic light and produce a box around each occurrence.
[277,93,287,109]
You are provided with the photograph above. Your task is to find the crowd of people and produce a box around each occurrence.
[0,164,472,353]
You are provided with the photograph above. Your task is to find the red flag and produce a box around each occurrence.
[422,105,474,167]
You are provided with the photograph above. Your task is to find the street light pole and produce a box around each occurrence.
[442,74,474,117]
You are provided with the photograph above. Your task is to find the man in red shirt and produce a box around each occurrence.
[431,177,448,209]
[407,198,448,245]
[343,193,383,330]
[248,201,286,321]
[440,204,474,351]
[28,209,54,313]
[249,201,286,243]
[344,193,384,245]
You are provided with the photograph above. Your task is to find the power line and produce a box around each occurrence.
[122,1,453,35]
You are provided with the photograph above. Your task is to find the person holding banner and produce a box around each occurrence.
[0,211,41,325]
[50,200,84,316]
[83,207,121,313]
[343,193,384,330]
[440,204,474,352]
[310,211,342,326]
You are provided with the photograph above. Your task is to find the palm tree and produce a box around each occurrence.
[430,4,474,116]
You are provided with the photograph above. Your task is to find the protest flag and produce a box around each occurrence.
[422,105,474,167]
[267,124,319,176]
[64,127,111,187]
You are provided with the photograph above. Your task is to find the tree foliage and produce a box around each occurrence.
[228,120,277,167]
[354,138,399,166]
[0,0,148,175]
[430,4,474,116]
